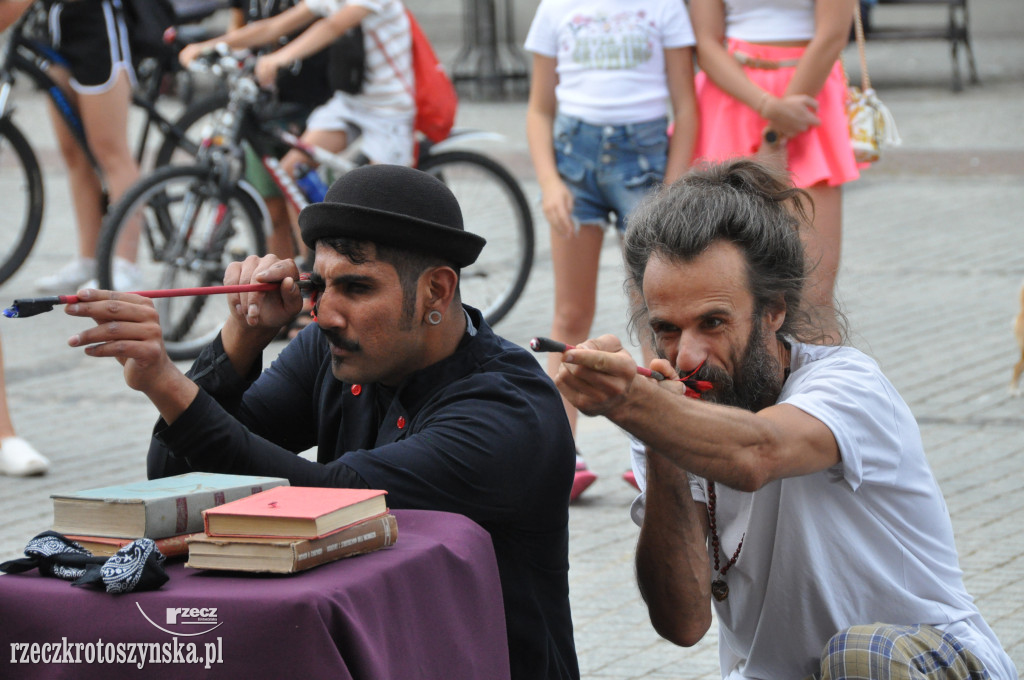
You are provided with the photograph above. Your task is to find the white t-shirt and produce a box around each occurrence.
[304,0,413,115]
[523,0,695,125]
[630,342,1017,679]
[723,0,816,43]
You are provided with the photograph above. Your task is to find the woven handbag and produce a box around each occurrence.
[846,5,901,163]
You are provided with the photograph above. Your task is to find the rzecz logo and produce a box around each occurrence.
[136,603,223,636]
[166,607,218,625]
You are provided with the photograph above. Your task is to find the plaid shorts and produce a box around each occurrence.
[805,623,991,680]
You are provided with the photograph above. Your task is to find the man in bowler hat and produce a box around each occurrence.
[65,165,580,680]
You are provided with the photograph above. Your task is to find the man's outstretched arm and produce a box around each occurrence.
[555,335,840,491]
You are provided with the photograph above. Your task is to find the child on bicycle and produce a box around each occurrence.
[198,0,332,267]
[14,0,144,293]
[179,0,415,257]
[525,0,698,500]
[183,0,333,338]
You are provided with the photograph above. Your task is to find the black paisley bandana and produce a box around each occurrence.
[0,531,169,593]
[92,537,168,594]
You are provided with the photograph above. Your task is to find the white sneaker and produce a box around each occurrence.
[0,436,49,476]
[36,257,96,293]
[82,257,142,292]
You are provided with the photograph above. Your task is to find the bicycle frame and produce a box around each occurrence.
[259,127,507,213]
[259,128,364,214]
[184,53,359,213]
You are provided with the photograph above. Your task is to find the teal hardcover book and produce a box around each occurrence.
[51,472,289,539]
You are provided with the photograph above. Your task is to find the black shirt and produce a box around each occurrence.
[148,306,581,680]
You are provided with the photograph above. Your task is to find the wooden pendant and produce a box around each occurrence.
[711,578,729,601]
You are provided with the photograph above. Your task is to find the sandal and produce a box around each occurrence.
[570,453,597,502]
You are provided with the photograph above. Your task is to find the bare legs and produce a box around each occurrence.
[47,68,140,262]
[802,183,842,343]
[0,337,16,441]
[270,128,350,262]
[79,72,140,261]
[0,334,48,476]
[264,128,350,338]
[264,197,298,261]
[546,222,605,435]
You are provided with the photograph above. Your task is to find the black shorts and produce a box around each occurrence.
[47,0,135,93]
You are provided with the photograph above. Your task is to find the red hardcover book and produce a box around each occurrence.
[202,487,388,539]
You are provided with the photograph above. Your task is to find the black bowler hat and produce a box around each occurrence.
[299,165,486,268]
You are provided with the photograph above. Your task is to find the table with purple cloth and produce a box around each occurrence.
[0,509,511,679]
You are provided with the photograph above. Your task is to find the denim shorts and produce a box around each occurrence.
[554,114,668,232]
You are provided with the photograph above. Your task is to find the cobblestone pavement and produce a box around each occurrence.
[1,2,1022,676]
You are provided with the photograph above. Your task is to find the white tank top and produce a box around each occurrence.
[724,0,816,42]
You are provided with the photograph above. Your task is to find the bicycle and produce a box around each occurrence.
[0,0,226,286]
[98,49,535,361]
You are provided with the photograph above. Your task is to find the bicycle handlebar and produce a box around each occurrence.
[186,44,256,79]
[186,44,306,95]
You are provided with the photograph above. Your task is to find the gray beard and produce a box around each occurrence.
[690,322,784,412]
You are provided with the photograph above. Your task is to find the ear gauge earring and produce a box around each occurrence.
[427,310,442,326]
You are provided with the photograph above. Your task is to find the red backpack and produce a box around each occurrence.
[370,10,458,143]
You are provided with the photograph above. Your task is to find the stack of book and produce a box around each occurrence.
[186,486,397,574]
[50,472,290,558]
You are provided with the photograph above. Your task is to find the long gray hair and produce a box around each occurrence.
[623,158,842,345]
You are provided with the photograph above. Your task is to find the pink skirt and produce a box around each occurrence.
[695,39,859,188]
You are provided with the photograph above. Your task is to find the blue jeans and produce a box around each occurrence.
[553,114,668,232]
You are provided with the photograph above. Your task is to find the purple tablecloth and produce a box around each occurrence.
[0,509,510,679]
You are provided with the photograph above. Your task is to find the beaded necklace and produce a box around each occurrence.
[707,480,744,601]
[706,346,791,602]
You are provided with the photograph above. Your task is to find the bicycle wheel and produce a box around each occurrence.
[153,91,230,167]
[97,165,267,361]
[417,150,534,326]
[0,118,44,285]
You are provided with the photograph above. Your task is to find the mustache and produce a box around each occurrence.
[322,328,360,353]
[686,362,737,407]
[690,362,732,388]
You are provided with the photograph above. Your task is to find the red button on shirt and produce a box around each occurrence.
[351,384,362,396]
[396,416,406,429]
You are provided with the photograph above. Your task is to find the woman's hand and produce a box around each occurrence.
[762,94,821,138]
[540,178,577,238]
